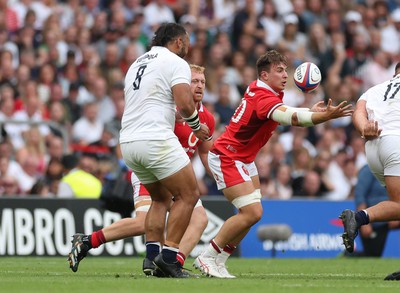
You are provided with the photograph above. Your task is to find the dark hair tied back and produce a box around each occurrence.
[151,22,187,47]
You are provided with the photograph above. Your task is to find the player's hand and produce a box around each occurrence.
[193,123,211,141]
[310,101,326,112]
[325,99,354,119]
[361,120,381,140]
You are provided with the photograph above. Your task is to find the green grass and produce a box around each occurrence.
[1,257,400,293]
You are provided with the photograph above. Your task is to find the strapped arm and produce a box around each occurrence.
[271,106,314,127]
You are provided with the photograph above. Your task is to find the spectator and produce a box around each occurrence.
[259,1,283,48]
[305,22,330,66]
[63,82,82,124]
[294,169,324,198]
[143,0,175,38]
[290,146,312,193]
[0,147,34,194]
[301,0,326,31]
[230,0,264,50]
[15,126,47,177]
[57,153,102,198]
[43,156,64,193]
[380,8,400,57]
[0,0,19,33]
[0,175,21,196]
[214,83,235,126]
[91,77,115,123]
[9,93,51,150]
[46,135,65,162]
[277,13,307,67]
[264,163,293,200]
[359,50,393,93]
[47,100,71,138]
[324,149,353,200]
[71,101,104,145]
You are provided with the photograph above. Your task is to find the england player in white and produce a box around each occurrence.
[340,62,400,280]
[121,23,209,278]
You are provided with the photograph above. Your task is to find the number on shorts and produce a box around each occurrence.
[133,65,147,90]
[383,81,400,101]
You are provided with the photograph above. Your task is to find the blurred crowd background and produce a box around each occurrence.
[0,0,399,200]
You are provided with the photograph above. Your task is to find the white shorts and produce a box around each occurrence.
[121,138,190,184]
[365,135,400,186]
[208,151,258,190]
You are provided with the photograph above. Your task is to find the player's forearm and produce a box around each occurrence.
[352,109,369,136]
[173,83,196,118]
[272,102,352,127]
[352,100,369,136]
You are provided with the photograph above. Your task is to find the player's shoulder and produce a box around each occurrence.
[199,103,215,120]
[364,80,389,97]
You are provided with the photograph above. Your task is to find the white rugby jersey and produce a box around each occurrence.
[120,46,191,143]
[360,74,400,137]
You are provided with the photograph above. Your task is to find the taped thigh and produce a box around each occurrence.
[231,190,262,209]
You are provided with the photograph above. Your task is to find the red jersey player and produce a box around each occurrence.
[68,64,215,277]
[193,50,353,278]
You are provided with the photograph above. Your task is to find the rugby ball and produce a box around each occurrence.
[293,62,321,93]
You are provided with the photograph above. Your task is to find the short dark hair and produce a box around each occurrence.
[395,62,400,75]
[256,50,288,77]
[151,23,187,47]
[61,154,79,170]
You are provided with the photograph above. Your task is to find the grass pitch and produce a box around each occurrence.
[1,257,400,293]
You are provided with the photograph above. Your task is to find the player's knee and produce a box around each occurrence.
[173,192,199,207]
[251,204,263,223]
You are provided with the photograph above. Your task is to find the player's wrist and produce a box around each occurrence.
[183,109,201,131]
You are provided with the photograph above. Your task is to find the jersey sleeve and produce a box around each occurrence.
[170,57,191,87]
[256,93,284,120]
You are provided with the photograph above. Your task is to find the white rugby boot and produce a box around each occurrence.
[216,261,236,279]
[193,253,224,278]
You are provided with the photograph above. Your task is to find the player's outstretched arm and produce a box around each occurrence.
[271,99,353,127]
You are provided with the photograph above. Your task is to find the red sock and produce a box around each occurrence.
[223,244,236,255]
[91,230,106,248]
[176,252,186,266]
[210,239,222,253]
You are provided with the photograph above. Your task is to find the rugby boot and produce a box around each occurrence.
[68,233,90,272]
[339,209,359,253]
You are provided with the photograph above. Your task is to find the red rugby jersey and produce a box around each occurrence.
[211,79,284,163]
[174,103,215,159]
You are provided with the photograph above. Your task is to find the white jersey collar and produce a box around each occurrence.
[256,79,280,96]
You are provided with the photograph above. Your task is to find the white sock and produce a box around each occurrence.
[203,240,221,258]
[216,250,230,264]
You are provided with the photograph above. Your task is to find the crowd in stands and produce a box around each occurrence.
[0,0,399,200]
